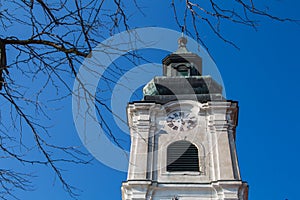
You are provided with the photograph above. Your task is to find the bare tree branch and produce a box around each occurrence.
[0,0,297,199]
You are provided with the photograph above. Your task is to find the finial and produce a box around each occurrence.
[178,37,187,48]
[181,25,185,37]
[175,36,190,54]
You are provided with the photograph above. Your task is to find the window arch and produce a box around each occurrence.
[167,141,199,172]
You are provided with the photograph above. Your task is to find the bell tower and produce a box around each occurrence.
[121,37,248,200]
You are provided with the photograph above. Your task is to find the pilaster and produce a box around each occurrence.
[127,103,157,180]
[205,101,240,181]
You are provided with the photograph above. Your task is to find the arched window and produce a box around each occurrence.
[167,141,199,172]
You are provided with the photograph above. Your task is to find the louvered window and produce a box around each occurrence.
[167,141,199,172]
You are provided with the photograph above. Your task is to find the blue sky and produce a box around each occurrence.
[2,0,300,199]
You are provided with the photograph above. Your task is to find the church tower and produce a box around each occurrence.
[121,37,248,200]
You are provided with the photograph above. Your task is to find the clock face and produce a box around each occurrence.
[166,111,197,131]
